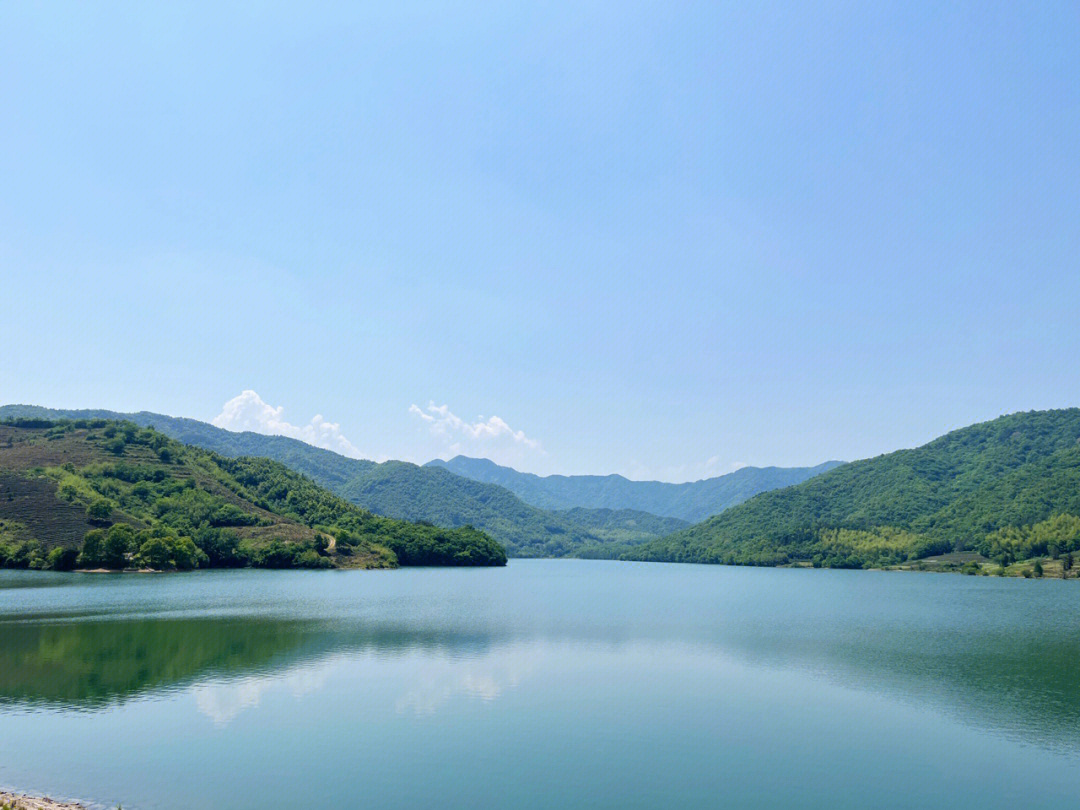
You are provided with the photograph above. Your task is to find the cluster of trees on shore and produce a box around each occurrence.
[0,525,339,571]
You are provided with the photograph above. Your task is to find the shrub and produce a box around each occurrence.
[86,498,114,522]
[252,541,298,568]
[296,549,333,569]
[170,536,207,569]
[46,546,79,571]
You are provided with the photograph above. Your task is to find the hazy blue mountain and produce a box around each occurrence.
[425,456,844,522]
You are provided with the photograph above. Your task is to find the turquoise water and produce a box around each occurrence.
[0,560,1078,809]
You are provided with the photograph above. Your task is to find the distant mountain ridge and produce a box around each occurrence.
[425,456,845,523]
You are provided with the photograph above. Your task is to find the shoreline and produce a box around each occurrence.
[0,791,87,810]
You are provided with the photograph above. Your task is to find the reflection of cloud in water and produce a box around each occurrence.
[190,645,534,725]
[395,647,534,716]
[194,663,331,726]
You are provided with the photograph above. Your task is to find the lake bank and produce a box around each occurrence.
[0,790,86,810]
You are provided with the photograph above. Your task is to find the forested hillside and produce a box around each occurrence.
[625,409,1080,574]
[0,406,687,556]
[0,419,506,570]
[426,456,844,522]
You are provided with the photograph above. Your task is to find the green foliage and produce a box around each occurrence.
[0,419,506,571]
[75,524,141,569]
[86,497,114,521]
[218,455,507,566]
[241,538,333,569]
[979,513,1080,561]
[0,406,706,557]
[134,533,208,570]
[104,436,127,455]
[46,546,79,570]
[0,539,46,569]
[625,409,1080,571]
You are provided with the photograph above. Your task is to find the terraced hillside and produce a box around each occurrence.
[0,419,506,570]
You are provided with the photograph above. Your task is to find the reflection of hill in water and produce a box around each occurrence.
[0,616,500,709]
[712,617,1080,753]
[5,611,1080,754]
[2,580,1079,753]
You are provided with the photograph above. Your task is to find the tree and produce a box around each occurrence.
[78,529,107,567]
[170,536,206,570]
[137,536,172,569]
[1033,559,1044,578]
[86,498,114,522]
[103,524,137,569]
[46,547,79,571]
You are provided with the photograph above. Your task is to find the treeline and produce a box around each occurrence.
[0,419,506,570]
[0,525,339,571]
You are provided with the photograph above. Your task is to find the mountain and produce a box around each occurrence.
[0,417,505,570]
[553,508,688,557]
[0,406,674,557]
[425,456,845,522]
[624,409,1080,573]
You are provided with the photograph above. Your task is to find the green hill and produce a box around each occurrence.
[425,456,844,522]
[625,409,1080,573]
[553,507,688,558]
[0,418,505,570]
[0,406,689,557]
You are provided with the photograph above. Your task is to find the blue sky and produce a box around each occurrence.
[2,2,1078,480]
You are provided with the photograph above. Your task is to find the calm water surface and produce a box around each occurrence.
[0,560,1078,809]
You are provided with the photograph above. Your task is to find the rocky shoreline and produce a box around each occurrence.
[0,791,87,809]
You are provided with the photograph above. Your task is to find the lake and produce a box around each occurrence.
[0,560,1077,809]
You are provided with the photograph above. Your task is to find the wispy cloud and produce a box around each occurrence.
[212,390,365,459]
[409,401,544,459]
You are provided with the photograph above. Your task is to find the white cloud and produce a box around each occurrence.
[212,390,365,459]
[409,401,543,453]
